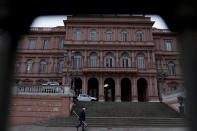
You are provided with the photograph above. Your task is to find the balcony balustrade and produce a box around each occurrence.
[82,67,138,73]
[15,85,65,96]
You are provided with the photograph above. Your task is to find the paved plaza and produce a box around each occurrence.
[9,125,188,131]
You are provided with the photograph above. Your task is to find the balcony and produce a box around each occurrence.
[30,27,52,31]
[152,28,171,33]
[82,67,137,73]
[29,27,65,32]
[13,73,63,78]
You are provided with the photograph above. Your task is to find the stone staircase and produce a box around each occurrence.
[37,101,186,127]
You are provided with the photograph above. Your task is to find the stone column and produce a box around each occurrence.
[20,57,26,73]
[33,58,40,73]
[48,57,53,73]
[115,28,118,41]
[36,37,41,49]
[86,28,88,41]
[161,57,164,69]
[65,26,68,40]
[84,50,87,68]
[100,28,103,41]
[82,76,87,94]
[115,51,119,68]
[115,77,121,102]
[131,77,138,102]
[148,77,152,102]
[98,27,101,41]
[152,52,156,68]
[54,58,58,74]
[153,77,159,102]
[54,37,58,49]
[132,28,135,41]
[71,27,74,41]
[147,51,150,69]
[158,82,163,102]
[99,51,103,68]
[52,57,56,73]
[62,73,66,85]
[99,75,104,101]
[132,51,136,68]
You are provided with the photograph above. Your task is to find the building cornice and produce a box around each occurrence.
[64,16,154,26]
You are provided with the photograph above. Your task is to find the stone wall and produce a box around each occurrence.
[8,95,72,125]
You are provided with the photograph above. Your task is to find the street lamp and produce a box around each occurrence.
[71,69,78,91]
[177,96,185,113]
[63,50,76,94]
[157,69,168,101]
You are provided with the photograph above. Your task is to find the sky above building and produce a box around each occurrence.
[30,15,169,29]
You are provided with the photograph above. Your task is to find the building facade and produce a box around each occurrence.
[14,16,183,102]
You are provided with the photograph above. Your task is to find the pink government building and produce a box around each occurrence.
[14,15,183,102]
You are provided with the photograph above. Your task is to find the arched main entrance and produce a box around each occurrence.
[72,77,82,96]
[104,78,115,101]
[88,78,99,100]
[137,78,147,102]
[121,78,131,101]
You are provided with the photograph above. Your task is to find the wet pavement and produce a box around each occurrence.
[9,125,189,131]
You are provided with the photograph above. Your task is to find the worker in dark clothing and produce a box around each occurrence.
[76,108,86,131]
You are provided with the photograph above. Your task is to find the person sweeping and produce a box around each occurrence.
[76,108,87,131]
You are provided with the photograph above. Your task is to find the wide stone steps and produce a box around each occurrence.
[37,102,186,127]
[73,102,182,118]
[37,117,186,127]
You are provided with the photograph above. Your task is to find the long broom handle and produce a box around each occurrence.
[72,110,80,118]
[72,110,86,125]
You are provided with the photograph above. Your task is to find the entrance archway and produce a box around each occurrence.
[88,78,99,100]
[72,77,82,96]
[121,78,131,101]
[104,78,115,101]
[137,78,147,102]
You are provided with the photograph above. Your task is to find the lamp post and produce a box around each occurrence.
[157,69,167,101]
[178,96,185,113]
[71,69,78,90]
[63,50,76,94]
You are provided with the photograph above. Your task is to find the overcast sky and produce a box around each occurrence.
[30,15,168,29]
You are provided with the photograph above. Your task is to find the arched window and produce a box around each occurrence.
[29,40,35,49]
[137,54,145,69]
[39,60,47,73]
[90,53,98,68]
[106,30,112,41]
[136,30,143,41]
[14,61,20,73]
[121,30,128,41]
[76,29,82,40]
[26,60,33,73]
[168,62,175,75]
[89,29,97,40]
[120,53,131,68]
[104,53,115,68]
[74,53,82,69]
[58,61,64,73]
